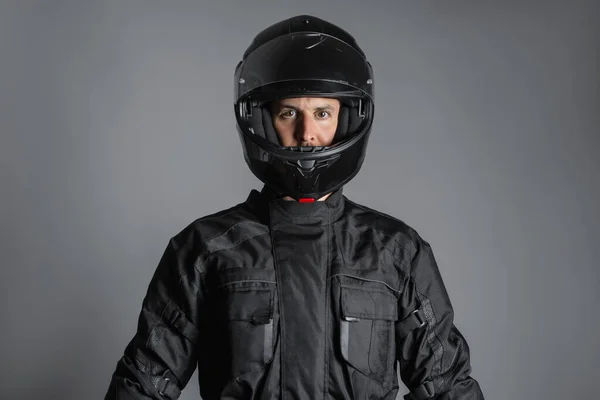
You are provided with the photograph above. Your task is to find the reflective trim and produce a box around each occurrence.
[263,318,274,364]
[340,319,350,361]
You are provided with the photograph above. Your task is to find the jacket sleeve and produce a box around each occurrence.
[395,234,484,400]
[105,234,204,400]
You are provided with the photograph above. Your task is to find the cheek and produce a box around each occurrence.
[322,118,339,144]
[273,120,294,143]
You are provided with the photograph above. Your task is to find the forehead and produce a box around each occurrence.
[272,97,340,109]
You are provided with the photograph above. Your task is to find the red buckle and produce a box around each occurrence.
[298,198,315,203]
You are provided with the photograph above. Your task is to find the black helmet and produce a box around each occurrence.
[234,15,374,201]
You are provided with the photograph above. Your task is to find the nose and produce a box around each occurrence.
[294,115,317,144]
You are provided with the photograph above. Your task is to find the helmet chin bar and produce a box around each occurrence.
[282,154,341,200]
[284,155,340,175]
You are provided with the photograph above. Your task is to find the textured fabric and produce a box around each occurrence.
[105,187,485,399]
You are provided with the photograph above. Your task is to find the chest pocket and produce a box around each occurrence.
[218,281,276,379]
[339,284,398,385]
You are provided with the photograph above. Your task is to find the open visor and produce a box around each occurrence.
[234,32,374,101]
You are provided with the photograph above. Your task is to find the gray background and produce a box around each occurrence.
[1,1,598,399]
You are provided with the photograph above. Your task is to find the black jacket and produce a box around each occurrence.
[105,187,484,400]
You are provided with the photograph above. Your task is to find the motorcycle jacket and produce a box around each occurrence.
[105,187,485,400]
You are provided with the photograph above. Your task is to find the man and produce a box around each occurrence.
[105,15,485,400]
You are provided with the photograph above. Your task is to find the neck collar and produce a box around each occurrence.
[245,185,345,225]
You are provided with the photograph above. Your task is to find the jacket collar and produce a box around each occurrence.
[245,185,345,226]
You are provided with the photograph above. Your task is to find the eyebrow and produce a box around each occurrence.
[277,103,336,112]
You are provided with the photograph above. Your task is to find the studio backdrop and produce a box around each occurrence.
[1,1,598,399]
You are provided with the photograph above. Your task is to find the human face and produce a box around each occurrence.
[270,97,340,147]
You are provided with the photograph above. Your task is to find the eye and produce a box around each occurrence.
[280,109,296,119]
[316,110,331,119]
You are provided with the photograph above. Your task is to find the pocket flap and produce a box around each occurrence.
[224,288,274,323]
[341,285,398,321]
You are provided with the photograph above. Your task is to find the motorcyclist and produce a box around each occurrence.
[105,14,485,400]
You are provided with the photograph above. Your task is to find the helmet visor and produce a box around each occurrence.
[235,32,373,101]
